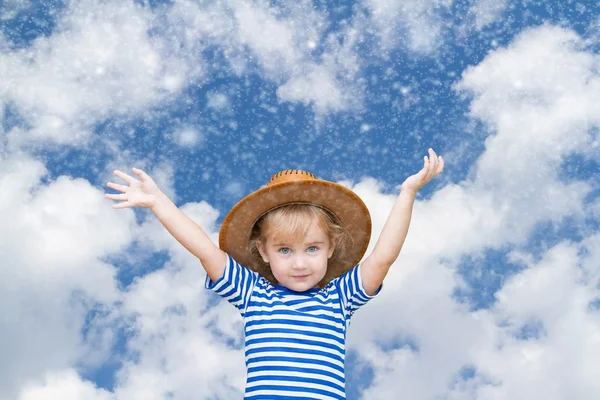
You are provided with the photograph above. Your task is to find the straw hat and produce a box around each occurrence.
[219,170,372,283]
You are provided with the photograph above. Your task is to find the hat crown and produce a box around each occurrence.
[268,170,316,186]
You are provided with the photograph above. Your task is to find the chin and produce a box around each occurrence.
[289,282,314,291]
[286,279,320,292]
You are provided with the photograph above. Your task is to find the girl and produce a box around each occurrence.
[105,148,443,399]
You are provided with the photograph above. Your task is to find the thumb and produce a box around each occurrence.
[132,167,151,182]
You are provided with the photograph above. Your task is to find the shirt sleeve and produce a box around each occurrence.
[334,264,382,322]
[204,254,259,317]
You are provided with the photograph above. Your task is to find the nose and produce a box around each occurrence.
[292,254,306,269]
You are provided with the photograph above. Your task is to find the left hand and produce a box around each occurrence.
[401,148,444,193]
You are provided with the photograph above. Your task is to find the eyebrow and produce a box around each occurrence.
[272,241,325,247]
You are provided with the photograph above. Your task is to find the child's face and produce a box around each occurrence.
[257,219,335,292]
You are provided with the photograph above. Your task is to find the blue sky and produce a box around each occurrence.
[1,0,599,399]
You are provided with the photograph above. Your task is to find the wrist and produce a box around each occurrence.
[151,190,170,212]
[400,185,418,198]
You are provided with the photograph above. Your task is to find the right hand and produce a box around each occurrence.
[105,168,161,209]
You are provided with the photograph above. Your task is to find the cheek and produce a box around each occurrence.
[268,259,287,275]
[313,254,329,269]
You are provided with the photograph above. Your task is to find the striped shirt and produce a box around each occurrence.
[205,254,380,399]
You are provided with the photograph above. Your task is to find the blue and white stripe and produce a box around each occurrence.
[206,255,379,399]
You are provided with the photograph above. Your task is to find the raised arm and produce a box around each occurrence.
[105,168,226,282]
[360,148,444,295]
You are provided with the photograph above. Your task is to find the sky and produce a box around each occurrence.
[0,0,599,399]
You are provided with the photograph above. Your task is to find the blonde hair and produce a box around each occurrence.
[248,204,352,285]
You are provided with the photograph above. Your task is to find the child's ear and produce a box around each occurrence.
[256,240,270,263]
[327,237,338,259]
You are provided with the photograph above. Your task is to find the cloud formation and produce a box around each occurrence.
[1,0,512,151]
[0,153,129,398]
[346,25,600,399]
[1,1,197,148]
[2,1,598,399]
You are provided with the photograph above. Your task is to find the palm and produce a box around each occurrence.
[401,148,444,192]
[127,179,159,207]
[105,168,160,209]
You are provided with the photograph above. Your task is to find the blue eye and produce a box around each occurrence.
[278,248,291,255]
[307,246,318,253]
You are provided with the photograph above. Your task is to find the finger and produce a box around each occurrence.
[132,167,150,182]
[437,156,445,174]
[112,201,132,209]
[428,149,438,178]
[412,158,428,180]
[105,193,128,201]
[106,182,129,192]
[113,169,137,184]
[419,155,429,177]
[422,153,434,182]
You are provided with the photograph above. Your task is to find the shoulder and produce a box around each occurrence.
[251,274,277,295]
[320,279,342,298]
[328,264,361,285]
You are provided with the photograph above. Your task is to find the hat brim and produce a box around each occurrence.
[219,180,371,283]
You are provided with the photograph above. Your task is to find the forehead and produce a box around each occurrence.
[265,218,328,244]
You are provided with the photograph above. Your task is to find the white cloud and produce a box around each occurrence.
[469,0,509,29]
[277,63,345,111]
[0,0,367,150]
[3,0,486,143]
[0,0,200,148]
[173,127,203,148]
[3,6,599,400]
[364,0,453,53]
[113,268,246,400]
[232,2,305,77]
[229,0,364,113]
[93,24,600,396]
[206,91,231,112]
[0,153,131,398]
[344,25,600,399]
[0,151,246,400]
[363,0,514,53]
[113,201,246,399]
[18,370,114,400]
[0,0,519,157]
[456,25,598,235]
[347,189,599,399]
[167,0,363,115]
[472,239,600,400]
[223,180,245,198]
[0,0,30,21]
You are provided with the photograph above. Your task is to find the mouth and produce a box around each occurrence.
[293,274,310,280]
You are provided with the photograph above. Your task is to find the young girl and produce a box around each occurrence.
[105,149,443,399]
